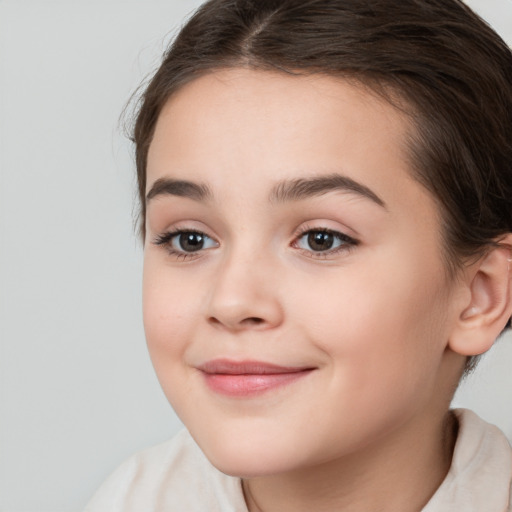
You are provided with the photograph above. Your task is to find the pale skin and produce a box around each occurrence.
[142,69,512,512]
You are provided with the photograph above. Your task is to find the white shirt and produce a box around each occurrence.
[85,409,512,511]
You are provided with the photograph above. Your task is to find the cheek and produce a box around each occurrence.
[289,249,450,391]
[142,257,200,370]
[142,262,206,415]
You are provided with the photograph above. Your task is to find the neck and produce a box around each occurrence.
[242,410,458,512]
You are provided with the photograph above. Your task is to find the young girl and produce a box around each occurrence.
[86,0,512,510]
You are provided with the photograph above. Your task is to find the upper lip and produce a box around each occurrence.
[197,359,315,375]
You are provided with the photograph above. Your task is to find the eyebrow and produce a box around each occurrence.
[146,178,213,203]
[269,173,386,208]
[146,173,386,209]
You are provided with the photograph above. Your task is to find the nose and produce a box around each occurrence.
[205,250,284,332]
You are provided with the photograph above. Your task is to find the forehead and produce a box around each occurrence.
[147,68,432,217]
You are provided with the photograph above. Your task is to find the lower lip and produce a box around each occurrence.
[202,370,313,397]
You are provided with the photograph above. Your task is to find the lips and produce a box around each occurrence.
[197,359,315,397]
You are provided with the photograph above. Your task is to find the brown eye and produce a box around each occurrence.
[175,232,206,252]
[295,229,357,254]
[153,229,218,255]
[307,231,334,251]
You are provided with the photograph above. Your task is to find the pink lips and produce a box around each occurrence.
[197,359,315,397]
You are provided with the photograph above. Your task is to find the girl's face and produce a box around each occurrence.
[143,69,464,476]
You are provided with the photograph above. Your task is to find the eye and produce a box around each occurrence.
[171,231,215,252]
[294,228,358,255]
[153,229,218,256]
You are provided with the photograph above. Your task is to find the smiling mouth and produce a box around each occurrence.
[197,359,316,397]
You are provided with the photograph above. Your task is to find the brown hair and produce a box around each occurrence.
[130,0,512,370]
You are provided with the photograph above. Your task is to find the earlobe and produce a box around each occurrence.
[448,234,512,357]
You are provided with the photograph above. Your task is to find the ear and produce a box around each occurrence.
[448,234,512,357]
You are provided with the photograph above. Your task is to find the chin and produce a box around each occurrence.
[206,450,294,479]
[192,427,305,478]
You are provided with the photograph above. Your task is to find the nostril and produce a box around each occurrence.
[242,317,265,326]
[208,316,267,330]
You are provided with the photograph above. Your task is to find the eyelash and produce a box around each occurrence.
[152,228,214,261]
[292,224,359,259]
[152,226,359,261]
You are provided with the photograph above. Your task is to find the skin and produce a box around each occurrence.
[142,68,489,511]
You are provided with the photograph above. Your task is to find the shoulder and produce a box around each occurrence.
[84,429,248,512]
[423,409,512,512]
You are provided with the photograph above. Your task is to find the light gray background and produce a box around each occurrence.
[0,1,511,511]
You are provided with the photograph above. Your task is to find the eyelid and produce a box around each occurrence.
[152,227,212,245]
[152,227,219,260]
[291,223,359,258]
[151,222,359,261]
[293,222,358,241]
